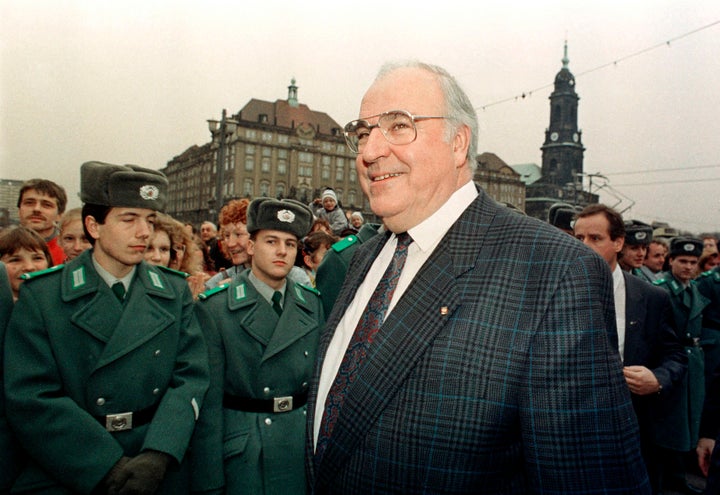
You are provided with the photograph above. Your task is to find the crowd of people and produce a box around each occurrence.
[1,60,719,494]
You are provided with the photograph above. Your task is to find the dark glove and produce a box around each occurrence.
[94,456,131,495]
[111,450,172,495]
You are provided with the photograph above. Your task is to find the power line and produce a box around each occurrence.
[604,163,720,176]
[477,20,720,111]
[612,177,720,187]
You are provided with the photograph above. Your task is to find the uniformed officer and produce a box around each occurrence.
[315,222,382,317]
[193,197,322,494]
[3,161,209,494]
[620,220,653,279]
[654,237,709,493]
[0,262,21,492]
[547,202,577,236]
[697,265,720,393]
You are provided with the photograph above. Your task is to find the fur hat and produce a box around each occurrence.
[247,198,314,239]
[669,237,703,258]
[80,161,168,212]
[624,220,653,246]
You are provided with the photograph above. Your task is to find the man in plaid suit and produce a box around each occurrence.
[306,61,651,494]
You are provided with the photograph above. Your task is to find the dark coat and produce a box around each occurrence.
[696,267,720,389]
[194,271,324,494]
[3,251,209,494]
[0,262,21,492]
[653,272,710,450]
[307,188,650,494]
[621,273,687,448]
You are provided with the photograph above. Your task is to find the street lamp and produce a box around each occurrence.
[207,108,238,216]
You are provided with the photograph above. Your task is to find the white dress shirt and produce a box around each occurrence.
[613,264,626,361]
[313,180,478,447]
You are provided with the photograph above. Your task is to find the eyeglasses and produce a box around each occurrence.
[343,110,446,154]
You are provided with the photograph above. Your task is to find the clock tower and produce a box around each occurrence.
[540,41,585,188]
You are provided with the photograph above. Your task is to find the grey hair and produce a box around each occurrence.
[375,60,478,172]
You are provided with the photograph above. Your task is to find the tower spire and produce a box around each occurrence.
[562,40,569,69]
[287,78,299,108]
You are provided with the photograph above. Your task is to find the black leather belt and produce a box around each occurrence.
[223,392,308,413]
[94,403,159,432]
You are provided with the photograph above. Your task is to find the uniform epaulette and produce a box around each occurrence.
[197,283,229,301]
[653,278,667,286]
[699,269,720,282]
[21,264,64,280]
[296,282,320,296]
[155,265,189,278]
[331,235,358,253]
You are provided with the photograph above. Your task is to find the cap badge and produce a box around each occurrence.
[684,243,695,252]
[139,185,160,201]
[636,232,647,241]
[277,209,295,223]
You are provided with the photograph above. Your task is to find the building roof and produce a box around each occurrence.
[509,163,542,185]
[237,98,342,137]
[476,152,520,177]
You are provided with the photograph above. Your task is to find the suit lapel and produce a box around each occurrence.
[623,273,644,364]
[315,189,494,477]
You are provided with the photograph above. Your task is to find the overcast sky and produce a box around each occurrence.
[2,0,719,232]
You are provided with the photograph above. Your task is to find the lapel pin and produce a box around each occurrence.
[440,306,449,316]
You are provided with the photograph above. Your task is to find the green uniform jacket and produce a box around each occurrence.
[0,262,21,492]
[315,223,380,317]
[4,251,209,494]
[654,272,710,450]
[696,267,720,390]
[193,270,324,494]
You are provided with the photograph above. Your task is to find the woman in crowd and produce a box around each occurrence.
[299,230,337,287]
[145,213,209,298]
[0,226,52,301]
[58,207,91,262]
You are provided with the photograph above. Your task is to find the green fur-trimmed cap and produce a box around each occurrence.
[247,198,314,239]
[80,161,168,212]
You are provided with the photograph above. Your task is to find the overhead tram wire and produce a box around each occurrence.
[477,20,720,112]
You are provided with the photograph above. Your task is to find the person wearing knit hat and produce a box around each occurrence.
[350,211,365,230]
[4,161,209,494]
[194,197,323,494]
[316,188,349,236]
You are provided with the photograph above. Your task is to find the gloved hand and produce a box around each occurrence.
[96,456,131,495]
[110,450,172,495]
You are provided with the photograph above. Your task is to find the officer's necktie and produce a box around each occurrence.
[271,291,283,316]
[111,282,126,302]
[316,232,412,460]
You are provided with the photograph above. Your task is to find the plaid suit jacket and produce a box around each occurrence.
[306,188,651,494]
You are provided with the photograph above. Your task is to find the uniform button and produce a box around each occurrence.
[154,350,161,357]
[301,382,308,389]
[687,349,692,354]
[686,333,692,338]
[264,418,272,426]
[153,388,161,395]
[263,387,270,395]
[96,398,106,406]
[304,351,309,357]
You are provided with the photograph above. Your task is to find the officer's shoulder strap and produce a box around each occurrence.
[155,265,189,278]
[21,264,64,280]
[198,283,229,301]
[330,235,358,253]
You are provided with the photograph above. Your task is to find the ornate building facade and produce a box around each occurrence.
[162,79,362,225]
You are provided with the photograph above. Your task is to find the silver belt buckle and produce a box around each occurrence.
[105,412,133,431]
[273,396,293,413]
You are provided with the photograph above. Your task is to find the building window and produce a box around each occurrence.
[349,168,357,183]
[278,135,289,144]
[246,145,255,155]
[322,156,331,165]
[322,165,330,180]
[277,161,287,175]
[278,149,288,158]
[276,183,285,198]
[244,179,253,196]
[299,152,313,163]
[260,181,269,196]
[261,158,271,173]
[347,190,356,206]
[261,132,272,142]
[246,130,257,140]
[336,189,344,202]
[245,157,254,171]
[336,165,344,181]
[262,147,272,157]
